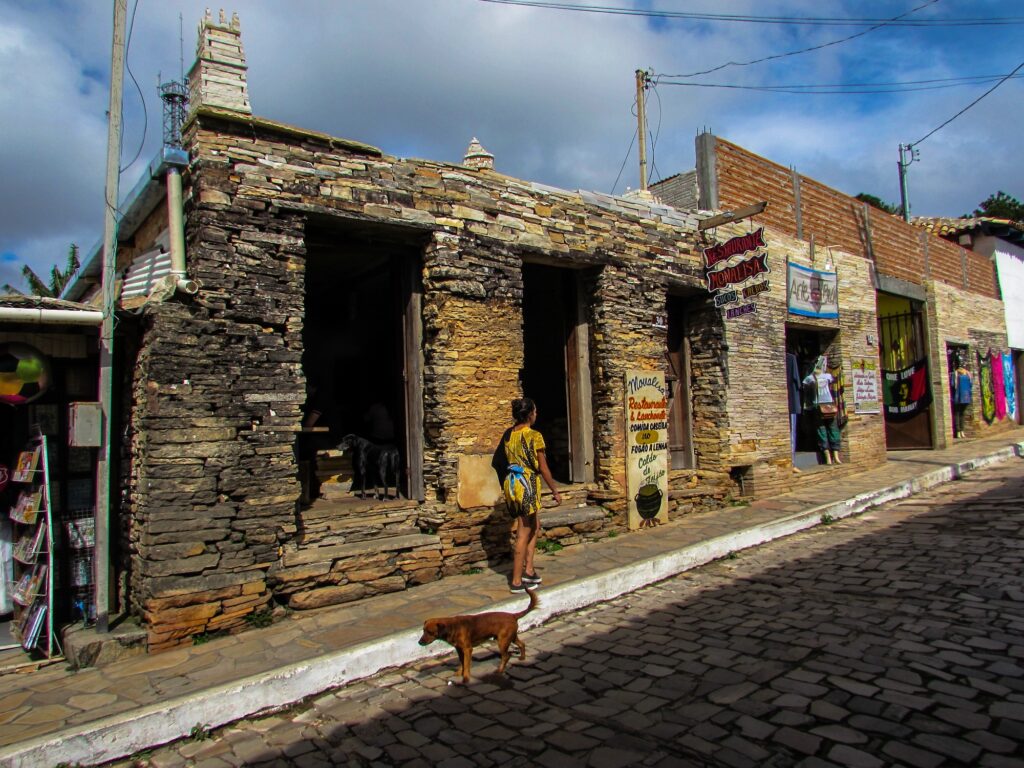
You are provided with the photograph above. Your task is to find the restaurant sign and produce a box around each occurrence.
[625,370,669,531]
[702,227,771,320]
[787,262,839,319]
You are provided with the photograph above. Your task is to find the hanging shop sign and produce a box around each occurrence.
[625,370,669,531]
[787,262,838,319]
[703,227,770,320]
[882,357,932,421]
[852,358,881,414]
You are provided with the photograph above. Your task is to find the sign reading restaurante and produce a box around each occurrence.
[703,227,771,320]
[625,370,669,530]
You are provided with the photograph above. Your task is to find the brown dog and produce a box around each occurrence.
[418,589,538,684]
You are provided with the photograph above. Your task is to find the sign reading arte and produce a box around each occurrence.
[787,262,839,319]
[702,226,770,320]
[625,370,669,531]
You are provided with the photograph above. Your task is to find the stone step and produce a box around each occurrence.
[541,504,607,528]
[282,532,441,568]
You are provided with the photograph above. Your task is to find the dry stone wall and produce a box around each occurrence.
[128,179,309,649]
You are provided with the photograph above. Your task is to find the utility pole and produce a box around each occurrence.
[636,69,649,191]
[96,0,127,633]
[897,143,918,223]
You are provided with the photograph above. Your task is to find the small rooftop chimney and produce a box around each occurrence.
[463,137,494,171]
[187,9,251,116]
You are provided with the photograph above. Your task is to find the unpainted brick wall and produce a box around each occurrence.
[712,137,1000,300]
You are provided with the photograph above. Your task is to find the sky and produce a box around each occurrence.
[1,0,1021,292]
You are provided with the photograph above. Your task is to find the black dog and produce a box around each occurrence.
[337,434,401,500]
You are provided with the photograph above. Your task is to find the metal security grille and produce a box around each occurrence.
[878,311,927,370]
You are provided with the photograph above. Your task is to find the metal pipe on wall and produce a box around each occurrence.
[0,307,103,325]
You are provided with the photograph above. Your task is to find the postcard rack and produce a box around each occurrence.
[8,434,58,657]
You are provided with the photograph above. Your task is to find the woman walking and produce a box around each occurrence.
[500,398,561,592]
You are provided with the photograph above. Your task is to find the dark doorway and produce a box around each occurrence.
[787,326,838,466]
[666,295,695,470]
[520,264,592,484]
[302,221,425,501]
[946,342,969,440]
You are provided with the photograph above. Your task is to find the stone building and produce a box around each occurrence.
[62,11,898,650]
[654,134,1013,453]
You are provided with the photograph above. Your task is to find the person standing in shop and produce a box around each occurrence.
[951,357,973,438]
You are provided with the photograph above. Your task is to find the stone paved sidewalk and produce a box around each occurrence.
[0,428,1022,768]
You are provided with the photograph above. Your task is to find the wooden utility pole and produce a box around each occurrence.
[636,69,649,191]
[96,0,127,633]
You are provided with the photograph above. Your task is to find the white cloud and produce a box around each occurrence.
[0,0,1020,293]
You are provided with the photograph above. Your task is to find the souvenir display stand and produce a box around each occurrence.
[7,434,58,657]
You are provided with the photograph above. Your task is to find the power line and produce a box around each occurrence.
[477,0,1024,27]
[119,0,148,173]
[610,123,634,195]
[911,59,1024,146]
[648,80,663,185]
[653,73,1024,95]
[659,0,939,79]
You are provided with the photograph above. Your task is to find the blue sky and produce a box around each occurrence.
[1,0,1021,292]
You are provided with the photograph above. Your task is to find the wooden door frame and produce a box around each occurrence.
[666,296,695,470]
[400,257,425,501]
[565,275,594,483]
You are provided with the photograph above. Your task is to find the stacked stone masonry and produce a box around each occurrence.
[118,109,908,649]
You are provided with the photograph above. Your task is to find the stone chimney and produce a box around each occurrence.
[187,9,251,116]
[463,138,494,171]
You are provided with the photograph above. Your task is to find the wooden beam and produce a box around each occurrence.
[697,201,768,231]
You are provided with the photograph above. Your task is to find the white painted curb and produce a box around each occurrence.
[2,443,1020,768]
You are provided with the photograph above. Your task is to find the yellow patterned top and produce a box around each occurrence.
[501,427,546,517]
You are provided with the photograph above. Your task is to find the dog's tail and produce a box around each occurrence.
[514,588,539,619]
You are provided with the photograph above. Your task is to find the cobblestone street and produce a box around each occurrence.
[112,459,1024,768]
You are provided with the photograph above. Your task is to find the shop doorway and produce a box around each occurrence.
[787,326,839,468]
[302,220,425,501]
[946,343,970,439]
[878,294,933,449]
[666,295,695,470]
[0,332,99,667]
[520,263,593,485]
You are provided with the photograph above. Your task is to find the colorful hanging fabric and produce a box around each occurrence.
[882,357,932,421]
[1004,353,1017,421]
[992,350,1007,421]
[978,351,996,424]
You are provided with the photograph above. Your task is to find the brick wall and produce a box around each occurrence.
[710,137,1001,300]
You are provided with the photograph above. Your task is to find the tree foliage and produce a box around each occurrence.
[21,244,80,298]
[968,191,1024,222]
[855,193,901,216]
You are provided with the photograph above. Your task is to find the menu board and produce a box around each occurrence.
[625,370,669,530]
